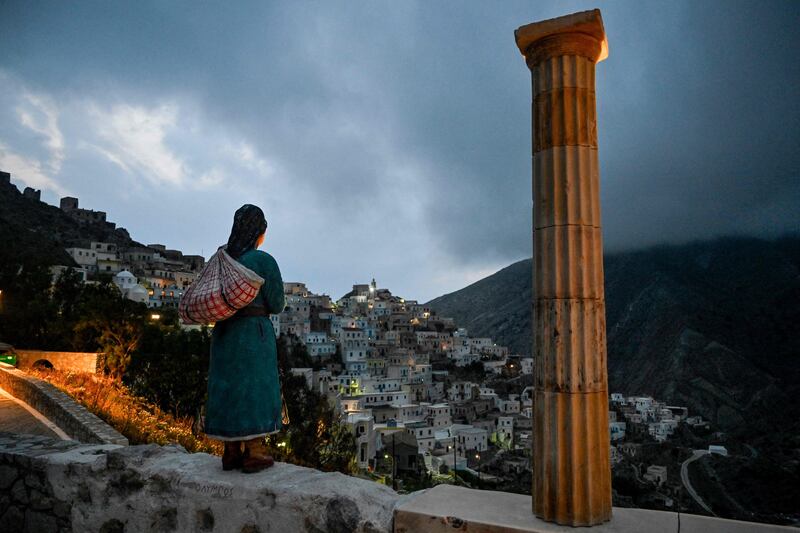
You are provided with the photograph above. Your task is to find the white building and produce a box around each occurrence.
[634,397,654,413]
[114,270,137,290]
[454,427,488,455]
[406,422,437,453]
[347,413,376,470]
[496,416,514,444]
[113,271,149,304]
[648,422,674,442]
[708,445,728,456]
[609,421,627,441]
[448,382,478,402]
[269,314,281,336]
[425,404,452,428]
[644,465,668,486]
[497,399,521,414]
[65,247,98,271]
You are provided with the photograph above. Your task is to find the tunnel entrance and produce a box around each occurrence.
[32,359,54,370]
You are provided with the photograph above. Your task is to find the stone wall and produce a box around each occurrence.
[0,434,789,533]
[0,434,400,533]
[0,364,127,446]
[14,351,101,374]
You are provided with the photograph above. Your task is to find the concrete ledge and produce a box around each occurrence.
[0,363,127,445]
[393,485,793,533]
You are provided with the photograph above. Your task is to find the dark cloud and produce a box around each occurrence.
[0,1,798,300]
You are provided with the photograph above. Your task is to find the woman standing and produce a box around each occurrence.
[204,204,285,473]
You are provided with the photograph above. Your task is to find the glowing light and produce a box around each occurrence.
[150,314,161,320]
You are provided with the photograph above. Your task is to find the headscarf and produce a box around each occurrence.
[226,204,267,259]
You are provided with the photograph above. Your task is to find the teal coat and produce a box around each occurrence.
[205,249,285,440]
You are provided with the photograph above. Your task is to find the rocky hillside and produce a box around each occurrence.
[428,236,800,434]
[0,178,139,267]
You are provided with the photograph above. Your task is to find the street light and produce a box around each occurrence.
[451,442,462,485]
[475,451,482,485]
[384,448,397,490]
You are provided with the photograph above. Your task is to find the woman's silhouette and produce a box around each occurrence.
[204,204,285,472]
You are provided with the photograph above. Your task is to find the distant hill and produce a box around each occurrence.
[0,177,139,267]
[428,236,800,434]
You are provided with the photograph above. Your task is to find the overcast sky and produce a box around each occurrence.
[1,1,798,301]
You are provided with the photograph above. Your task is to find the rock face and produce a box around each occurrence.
[0,433,400,533]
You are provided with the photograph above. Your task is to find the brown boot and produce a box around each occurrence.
[242,437,274,473]
[222,441,244,471]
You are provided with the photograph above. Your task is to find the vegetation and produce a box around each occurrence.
[445,361,485,384]
[126,320,212,423]
[29,367,221,454]
[268,336,356,473]
[0,265,148,377]
[266,374,356,474]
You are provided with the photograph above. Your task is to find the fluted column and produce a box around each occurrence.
[514,10,612,526]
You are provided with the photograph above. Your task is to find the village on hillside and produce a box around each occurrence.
[1,181,713,495]
[3,171,740,513]
[45,227,718,497]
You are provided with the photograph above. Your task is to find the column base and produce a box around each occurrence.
[533,389,612,526]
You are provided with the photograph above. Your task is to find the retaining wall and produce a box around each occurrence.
[14,351,101,374]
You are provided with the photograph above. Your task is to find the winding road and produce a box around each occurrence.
[681,449,716,516]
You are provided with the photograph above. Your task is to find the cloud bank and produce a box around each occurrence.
[0,1,798,301]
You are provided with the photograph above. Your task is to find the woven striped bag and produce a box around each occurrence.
[179,247,264,325]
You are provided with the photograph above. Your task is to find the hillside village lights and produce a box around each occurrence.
[515,10,612,526]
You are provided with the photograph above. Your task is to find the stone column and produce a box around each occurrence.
[514,10,612,526]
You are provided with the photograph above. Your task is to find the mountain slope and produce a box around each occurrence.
[428,236,800,433]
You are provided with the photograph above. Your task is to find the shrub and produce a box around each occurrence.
[30,368,222,455]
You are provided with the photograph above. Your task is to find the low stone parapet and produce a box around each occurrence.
[14,350,101,374]
[0,434,399,532]
[0,363,127,446]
